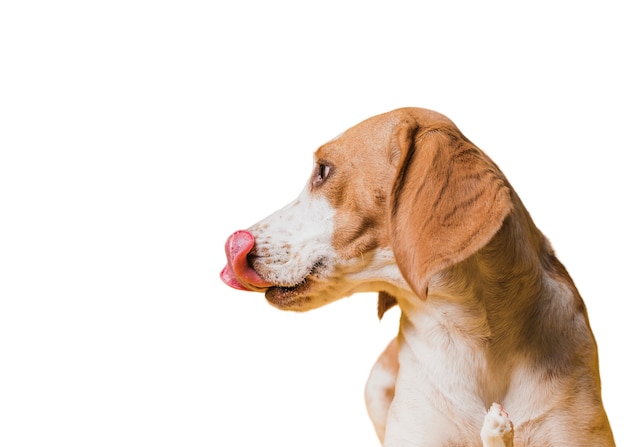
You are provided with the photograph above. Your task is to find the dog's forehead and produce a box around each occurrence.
[315,114,402,161]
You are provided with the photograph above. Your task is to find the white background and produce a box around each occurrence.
[1,1,624,446]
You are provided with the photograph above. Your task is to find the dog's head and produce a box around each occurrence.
[221,108,512,312]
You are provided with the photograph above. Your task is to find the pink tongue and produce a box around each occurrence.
[220,264,249,290]
[220,230,272,291]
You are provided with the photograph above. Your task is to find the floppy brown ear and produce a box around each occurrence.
[389,121,512,300]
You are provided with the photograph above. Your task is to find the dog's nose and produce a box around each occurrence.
[220,230,273,291]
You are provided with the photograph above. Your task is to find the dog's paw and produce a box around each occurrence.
[480,403,514,447]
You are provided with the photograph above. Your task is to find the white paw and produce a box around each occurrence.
[480,403,514,447]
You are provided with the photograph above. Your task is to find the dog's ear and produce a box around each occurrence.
[389,121,512,300]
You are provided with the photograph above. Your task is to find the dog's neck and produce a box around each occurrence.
[437,194,551,312]
[444,190,557,295]
[394,195,588,407]
[399,194,551,322]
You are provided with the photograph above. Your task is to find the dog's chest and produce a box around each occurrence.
[393,303,499,430]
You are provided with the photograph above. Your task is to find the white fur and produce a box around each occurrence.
[248,186,336,287]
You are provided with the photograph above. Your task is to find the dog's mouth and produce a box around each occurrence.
[220,230,325,309]
[262,259,325,309]
[221,267,319,310]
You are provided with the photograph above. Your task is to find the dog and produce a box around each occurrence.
[220,108,615,446]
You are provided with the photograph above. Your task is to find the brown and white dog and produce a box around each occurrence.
[220,108,615,446]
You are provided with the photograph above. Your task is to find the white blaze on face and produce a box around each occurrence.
[248,186,337,287]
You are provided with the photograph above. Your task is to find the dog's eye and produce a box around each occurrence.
[313,163,331,187]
